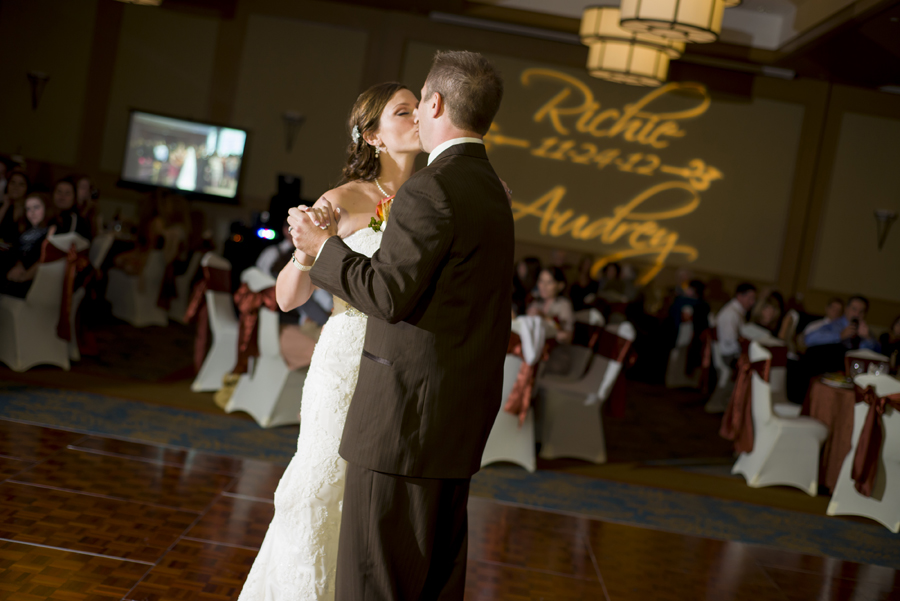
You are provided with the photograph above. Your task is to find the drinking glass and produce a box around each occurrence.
[849,360,865,378]
[867,361,889,376]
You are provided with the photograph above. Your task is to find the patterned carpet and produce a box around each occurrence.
[1,381,897,570]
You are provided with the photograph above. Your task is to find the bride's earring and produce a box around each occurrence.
[375,146,380,158]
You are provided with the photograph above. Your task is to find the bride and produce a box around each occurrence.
[237,82,420,600]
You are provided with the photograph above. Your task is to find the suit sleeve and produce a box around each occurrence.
[309,181,452,324]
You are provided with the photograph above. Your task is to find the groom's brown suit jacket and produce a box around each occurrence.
[310,143,514,479]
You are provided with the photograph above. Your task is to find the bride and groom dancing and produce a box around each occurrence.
[237,50,514,600]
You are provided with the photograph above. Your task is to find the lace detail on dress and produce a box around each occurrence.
[239,227,381,601]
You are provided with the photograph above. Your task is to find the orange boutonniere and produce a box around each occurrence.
[369,195,394,232]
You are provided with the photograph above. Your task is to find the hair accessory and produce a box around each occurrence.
[351,125,360,144]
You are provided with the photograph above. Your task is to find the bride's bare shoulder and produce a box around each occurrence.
[313,180,368,210]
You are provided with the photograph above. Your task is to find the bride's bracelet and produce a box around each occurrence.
[291,251,314,272]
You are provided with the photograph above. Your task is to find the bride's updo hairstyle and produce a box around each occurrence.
[341,82,409,183]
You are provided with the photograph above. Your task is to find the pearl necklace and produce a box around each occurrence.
[374,178,392,199]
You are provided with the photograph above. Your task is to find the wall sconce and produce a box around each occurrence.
[875,209,897,251]
[282,111,306,153]
[27,71,49,110]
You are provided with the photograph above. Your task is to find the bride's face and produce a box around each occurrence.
[374,89,419,156]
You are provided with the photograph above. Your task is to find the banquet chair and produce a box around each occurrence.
[0,233,90,372]
[226,267,307,428]
[89,232,115,270]
[168,251,203,324]
[732,342,828,495]
[537,321,635,464]
[827,374,900,532]
[191,253,238,392]
[666,318,700,389]
[707,312,734,411]
[480,353,535,472]
[574,308,605,327]
[754,337,802,418]
[106,250,168,327]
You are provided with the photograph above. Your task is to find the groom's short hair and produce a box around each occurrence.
[424,51,503,135]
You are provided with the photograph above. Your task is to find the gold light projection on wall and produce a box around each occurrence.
[580,7,683,87]
[619,0,727,43]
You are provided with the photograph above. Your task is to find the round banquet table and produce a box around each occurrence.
[801,378,855,493]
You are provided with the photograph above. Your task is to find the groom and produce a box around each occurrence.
[290,50,513,599]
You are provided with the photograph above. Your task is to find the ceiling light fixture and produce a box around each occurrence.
[581,7,675,86]
[619,0,726,43]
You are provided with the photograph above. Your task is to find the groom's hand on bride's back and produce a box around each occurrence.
[288,198,340,256]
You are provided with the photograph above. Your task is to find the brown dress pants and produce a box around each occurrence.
[335,462,470,601]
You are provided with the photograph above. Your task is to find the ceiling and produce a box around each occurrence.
[159,0,900,89]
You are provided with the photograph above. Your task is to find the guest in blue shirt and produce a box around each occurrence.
[804,295,879,351]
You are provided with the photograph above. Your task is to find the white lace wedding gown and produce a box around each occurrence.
[239,227,382,601]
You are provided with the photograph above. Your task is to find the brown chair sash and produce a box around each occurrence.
[504,332,553,427]
[596,329,634,418]
[719,354,772,454]
[232,283,278,374]
[184,265,232,372]
[39,239,91,342]
[851,385,900,497]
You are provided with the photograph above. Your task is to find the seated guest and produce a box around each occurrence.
[527,267,574,343]
[750,289,784,337]
[597,262,627,297]
[511,256,541,317]
[878,315,900,369]
[802,297,844,336]
[804,295,879,351]
[716,283,757,366]
[0,169,29,245]
[569,254,599,312]
[74,174,101,237]
[2,193,55,297]
[49,177,92,240]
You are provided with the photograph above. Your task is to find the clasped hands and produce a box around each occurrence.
[841,320,870,340]
[288,199,341,259]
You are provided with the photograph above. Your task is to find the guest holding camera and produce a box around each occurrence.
[804,295,879,351]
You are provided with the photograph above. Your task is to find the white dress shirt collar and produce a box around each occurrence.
[427,137,484,166]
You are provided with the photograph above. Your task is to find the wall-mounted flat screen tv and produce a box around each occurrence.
[121,110,248,201]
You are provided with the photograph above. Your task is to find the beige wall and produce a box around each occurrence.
[99,5,219,173]
[0,0,97,165]
[229,15,368,206]
[810,112,900,302]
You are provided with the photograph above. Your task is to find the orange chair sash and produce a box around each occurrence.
[232,283,278,374]
[184,266,232,372]
[719,354,772,454]
[39,240,90,342]
[504,332,553,427]
[597,329,634,418]
[852,385,900,497]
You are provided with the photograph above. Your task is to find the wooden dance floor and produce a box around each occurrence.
[1,418,897,600]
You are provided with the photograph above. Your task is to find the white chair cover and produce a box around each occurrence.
[827,374,900,532]
[513,315,545,366]
[537,321,635,464]
[480,354,536,472]
[168,251,203,324]
[89,232,115,270]
[666,319,700,389]
[226,267,306,428]
[0,233,89,371]
[190,254,238,393]
[731,342,828,495]
[106,250,169,327]
[574,308,605,327]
